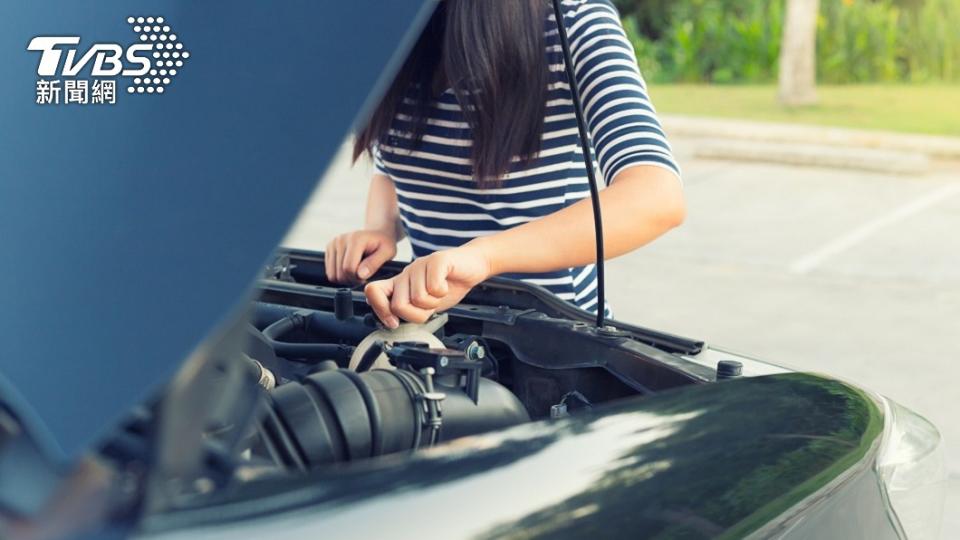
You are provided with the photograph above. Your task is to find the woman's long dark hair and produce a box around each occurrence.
[354,0,548,188]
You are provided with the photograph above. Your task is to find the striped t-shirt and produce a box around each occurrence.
[373,0,680,315]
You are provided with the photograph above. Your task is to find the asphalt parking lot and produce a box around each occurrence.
[283,137,960,536]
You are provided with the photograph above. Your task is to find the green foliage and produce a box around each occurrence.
[621,0,783,84]
[900,0,960,81]
[612,0,675,40]
[621,16,664,82]
[818,0,902,83]
[618,0,960,84]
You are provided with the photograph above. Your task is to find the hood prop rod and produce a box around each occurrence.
[551,0,606,328]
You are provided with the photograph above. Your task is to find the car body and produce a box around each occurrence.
[0,1,945,539]
[138,250,943,540]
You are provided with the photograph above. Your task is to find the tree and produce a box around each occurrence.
[779,0,820,106]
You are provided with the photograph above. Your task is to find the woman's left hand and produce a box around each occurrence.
[364,243,492,328]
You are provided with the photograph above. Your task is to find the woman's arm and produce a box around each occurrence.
[364,174,403,238]
[482,0,686,274]
[325,174,403,283]
[475,165,683,275]
[364,165,684,327]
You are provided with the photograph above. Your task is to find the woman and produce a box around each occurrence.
[326,0,684,328]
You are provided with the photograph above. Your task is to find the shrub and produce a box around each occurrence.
[619,0,783,83]
[617,0,960,83]
[901,0,960,81]
[818,0,901,83]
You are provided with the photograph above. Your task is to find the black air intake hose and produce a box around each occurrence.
[258,368,529,469]
[253,302,372,343]
[257,308,359,362]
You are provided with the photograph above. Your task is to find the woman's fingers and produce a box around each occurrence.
[364,267,441,327]
[409,261,442,310]
[425,256,450,297]
[340,234,361,282]
[364,280,399,329]
[342,233,380,283]
[357,241,395,281]
[325,239,338,283]
[390,274,434,323]
[325,231,399,284]
[333,236,347,283]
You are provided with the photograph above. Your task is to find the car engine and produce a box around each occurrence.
[249,295,531,469]
[207,251,711,477]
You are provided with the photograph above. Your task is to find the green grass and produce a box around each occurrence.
[649,84,960,137]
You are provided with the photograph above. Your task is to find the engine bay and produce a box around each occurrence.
[233,251,714,474]
[87,250,716,520]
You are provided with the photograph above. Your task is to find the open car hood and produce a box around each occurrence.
[0,0,435,466]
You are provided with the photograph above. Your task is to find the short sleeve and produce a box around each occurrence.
[565,0,681,184]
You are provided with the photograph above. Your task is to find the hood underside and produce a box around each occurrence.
[0,0,435,465]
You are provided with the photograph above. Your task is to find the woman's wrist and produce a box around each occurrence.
[463,235,501,279]
[364,223,400,243]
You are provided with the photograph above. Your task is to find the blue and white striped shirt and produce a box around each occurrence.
[373,0,680,314]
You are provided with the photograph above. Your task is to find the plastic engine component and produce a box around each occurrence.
[258,367,529,469]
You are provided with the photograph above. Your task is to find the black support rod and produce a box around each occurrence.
[550,0,606,327]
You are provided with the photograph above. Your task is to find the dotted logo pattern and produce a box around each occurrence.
[125,16,190,95]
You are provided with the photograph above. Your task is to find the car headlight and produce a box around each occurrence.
[876,397,946,539]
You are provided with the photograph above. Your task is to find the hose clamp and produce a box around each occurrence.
[418,367,445,446]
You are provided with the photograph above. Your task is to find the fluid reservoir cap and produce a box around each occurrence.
[716,360,743,380]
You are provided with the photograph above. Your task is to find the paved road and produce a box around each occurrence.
[284,138,960,536]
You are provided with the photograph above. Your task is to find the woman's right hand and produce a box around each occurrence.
[325,229,398,284]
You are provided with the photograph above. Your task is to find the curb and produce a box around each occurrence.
[693,140,930,175]
[662,115,960,160]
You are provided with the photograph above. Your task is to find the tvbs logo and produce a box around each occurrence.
[28,37,152,78]
[27,16,189,105]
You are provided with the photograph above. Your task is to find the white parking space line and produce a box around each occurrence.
[789,183,960,274]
